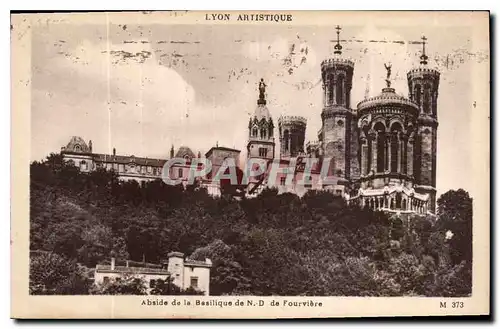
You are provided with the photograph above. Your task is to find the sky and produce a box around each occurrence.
[30,18,489,198]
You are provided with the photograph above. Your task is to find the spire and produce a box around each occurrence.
[170,145,174,158]
[334,25,342,55]
[420,35,428,65]
[258,78,267,105]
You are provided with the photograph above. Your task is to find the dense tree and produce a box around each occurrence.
[30,251,90,295]
[437,189,473,265]
[150,277,204,295]
[29,156,473,296]
[91,275,147,295]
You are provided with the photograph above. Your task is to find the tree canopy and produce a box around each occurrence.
[29,155,472,296]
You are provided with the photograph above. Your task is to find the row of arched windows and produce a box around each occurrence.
[282,129,305,156]
[251,125,273,140]
[413,83,435,115]
[363,122,411,175]
[325,74,349,107]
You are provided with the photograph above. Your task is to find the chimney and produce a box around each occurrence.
[111,257,115,270]
[113,148,116,156]
[89,140,93,153]
[170,145,174,158]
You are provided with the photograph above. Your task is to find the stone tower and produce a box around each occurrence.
[247,78,275,161]
[278,116,307,159]
[320,26,354,182]
[407,36,439,212]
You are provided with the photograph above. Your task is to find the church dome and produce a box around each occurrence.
[253,104,271,121]
[357,87,419,114]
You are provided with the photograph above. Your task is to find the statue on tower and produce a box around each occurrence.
[384,63,392,88]
[259,78,266,98]
[258,78,267,105]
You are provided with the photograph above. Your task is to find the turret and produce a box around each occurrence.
[278,116,307,158]
[247,79,275,160]
[407,36,439,213]
[320,26,355,182]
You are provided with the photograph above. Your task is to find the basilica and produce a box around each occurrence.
[61,27,439,215]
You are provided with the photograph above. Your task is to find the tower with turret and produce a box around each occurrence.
[320,26,355,185]
[278,116,307,159]
[247,79,275,161]
[407,36,440,212]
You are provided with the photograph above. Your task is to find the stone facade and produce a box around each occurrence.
[61,137,167,182]
[246,31,439,214]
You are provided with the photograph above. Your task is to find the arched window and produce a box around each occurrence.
[283,130,290,151]
[374,123,385,173]
[336,75,344,105]
[390,123,402,172]
[377,133,385,172]
[80,160,87,171]
[290,132,297,155]
[366,136,372,174]
[329,158,336,177]
[415,85,422,107]
[260,128,267,139]
[328,74,334,105]
[252,127,258,137]
[390,133,399,172]
[74,145,81,152]
[423,84,431,114]
[395,193,402,209]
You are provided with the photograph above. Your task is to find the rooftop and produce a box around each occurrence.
[357,88,419,112]
[95,264,170,275]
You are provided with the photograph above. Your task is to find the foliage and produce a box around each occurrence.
[437,189,473,265]
[150,277,205,295]
[29,251,91,295]
[29,155,472,296]
[91,275,147,295]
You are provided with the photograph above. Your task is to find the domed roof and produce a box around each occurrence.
[64,136,90,153]
[175,146,196,159]
[253,104,271,121]
[357,87,419,112]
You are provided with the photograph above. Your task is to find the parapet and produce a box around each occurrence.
[278,115,307,127]
[407,67,440,79]
[321,57,355,71]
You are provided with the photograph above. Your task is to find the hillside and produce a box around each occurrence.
[29,153,472,296]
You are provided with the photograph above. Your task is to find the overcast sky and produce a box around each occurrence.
[30,19,489,198]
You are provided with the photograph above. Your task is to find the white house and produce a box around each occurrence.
[94,252,212,295]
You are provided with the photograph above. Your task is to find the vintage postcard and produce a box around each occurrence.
[11,11,490,319]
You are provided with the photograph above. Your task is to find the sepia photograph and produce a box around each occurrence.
[11,11,490,318]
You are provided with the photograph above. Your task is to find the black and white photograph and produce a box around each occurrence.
[11,11,490,318]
